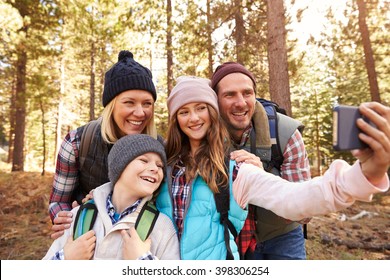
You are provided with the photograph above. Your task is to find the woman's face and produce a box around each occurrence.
[112,90,154,136]
[176,102,211,150]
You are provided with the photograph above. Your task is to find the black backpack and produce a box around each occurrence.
[256,98,305,172]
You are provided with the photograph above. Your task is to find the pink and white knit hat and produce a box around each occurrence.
[167,76,219,120]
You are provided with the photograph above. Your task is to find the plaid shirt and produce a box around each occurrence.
[170,160,190,239]
[236,127,311,258]
[49,129,80,221]
[106,192,141,224]
[50,194,155,260]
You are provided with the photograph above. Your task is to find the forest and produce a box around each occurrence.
[0,0,389,175]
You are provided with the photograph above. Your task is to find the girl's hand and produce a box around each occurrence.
[230,149,263,169]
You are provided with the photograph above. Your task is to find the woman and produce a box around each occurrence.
[156,76,390,260]
[49,50,158,238]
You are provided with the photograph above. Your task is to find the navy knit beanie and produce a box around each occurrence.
[108,134,167,186]
[102,50,157,107]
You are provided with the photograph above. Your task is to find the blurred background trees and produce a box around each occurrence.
[0,0,388,175]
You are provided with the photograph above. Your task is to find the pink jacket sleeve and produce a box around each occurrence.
[233,160,389,221]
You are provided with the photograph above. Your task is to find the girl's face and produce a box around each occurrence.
[112,90,154,136]
[117,152,164,199]
[176,102,211,150]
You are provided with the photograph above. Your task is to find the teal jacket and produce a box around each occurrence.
[156,160,247,260]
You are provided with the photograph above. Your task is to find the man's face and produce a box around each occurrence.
[216,73,256,142]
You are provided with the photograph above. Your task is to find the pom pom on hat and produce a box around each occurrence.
[118,50,133,60]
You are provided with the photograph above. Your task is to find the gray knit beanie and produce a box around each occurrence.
[102,50,157,107]
[108,134,167,186]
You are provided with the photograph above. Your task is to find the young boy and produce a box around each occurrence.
[43,134,179,260]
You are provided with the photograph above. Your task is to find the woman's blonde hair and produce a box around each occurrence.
[100,97,157,144]
[165,104,230,193]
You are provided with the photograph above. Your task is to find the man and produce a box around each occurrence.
[211,62,311,260]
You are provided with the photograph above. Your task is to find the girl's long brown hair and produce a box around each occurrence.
[165,104,231,193]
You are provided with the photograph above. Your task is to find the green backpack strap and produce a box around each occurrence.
[73,199,98,240]
[73,200,159,241]
[135,201,159,241]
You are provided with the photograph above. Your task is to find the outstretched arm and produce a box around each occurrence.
[234,160,388,221]
[233,102,390,221]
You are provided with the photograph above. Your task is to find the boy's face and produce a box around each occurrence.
[117,152,164,198]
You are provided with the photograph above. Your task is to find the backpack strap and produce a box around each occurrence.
[135,201,160,241]
[73,199,98,240]
[73,199,159,241]
[79,118,102,170]
[214,157,237,260]
[256,99,304,172]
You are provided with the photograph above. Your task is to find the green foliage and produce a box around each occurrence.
[212,0,269,95]
[290,0,388,171]
[174,0,210,77]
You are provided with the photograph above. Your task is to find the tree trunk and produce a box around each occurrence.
[7,74,16,164]
[40,100,46,176]
[149,21,153,72]
[12,47,27,171]
[89,41,96,121]
[206,0,213,78]
[55,51,65,165]
[266,0,292,116]
[166,0,173,96]
[314,90,321,175]
[234,0,245,64]
[356,0,380,102]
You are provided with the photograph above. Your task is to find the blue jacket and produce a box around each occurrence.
[156,160,247,260]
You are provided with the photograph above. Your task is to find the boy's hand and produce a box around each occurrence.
[121,228,152,260]
[63,230,96,260]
